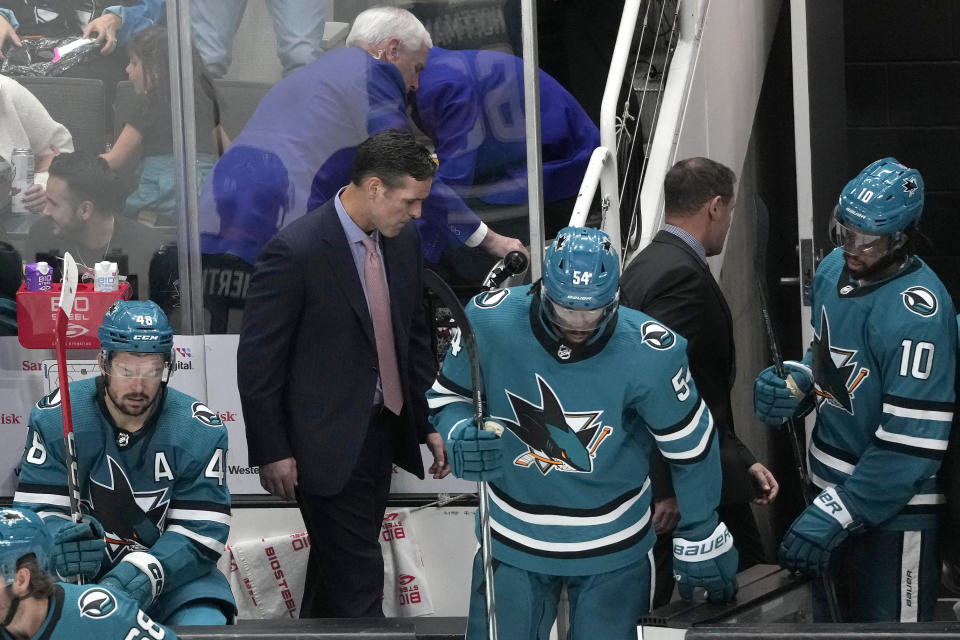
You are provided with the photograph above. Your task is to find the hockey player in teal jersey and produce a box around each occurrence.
[0,507,177,640]
[754,158,957,622]
[13,301,235,626]
[428,227,738,639]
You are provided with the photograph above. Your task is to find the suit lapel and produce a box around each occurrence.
[655,230,735,375]
[319,204,376,347]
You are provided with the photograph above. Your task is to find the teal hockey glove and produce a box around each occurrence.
[753,361,813,428]
[449,418,504,482]
[52,515,106,580]
[99,551,165,609]
[778,487,856,577]
[673,522,739,603]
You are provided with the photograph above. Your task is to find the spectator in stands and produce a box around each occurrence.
[25,151,158,297]
[198,6,525,277]
[102,25,226,224]
[1,73,74,214]
[412,46,598,280]
[191,0,325,78]
[0,1,164,86]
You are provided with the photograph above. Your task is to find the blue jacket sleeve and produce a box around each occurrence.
[105,1,166,46]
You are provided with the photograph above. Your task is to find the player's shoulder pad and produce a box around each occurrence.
[466,285,529,331]
[34,377,96,412]
[163,388,228,431]
[879,266,955,330]
[470,285,529,312]
[617,306,688,354]
[74,583,124,621]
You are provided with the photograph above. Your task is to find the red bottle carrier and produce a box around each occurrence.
[16,282,132,349]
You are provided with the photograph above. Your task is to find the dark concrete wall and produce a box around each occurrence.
[844,0,960,303]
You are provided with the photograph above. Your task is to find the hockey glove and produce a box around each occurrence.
[449,418,504,482]
[52,514,106,580]
[673,522,739,603]
[99,551,165,610]
[778,487,856,577]
[753,361,814,428]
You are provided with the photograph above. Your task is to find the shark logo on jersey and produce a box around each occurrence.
[901,286,938,317]
[86,456,170,563]
[812,308,869,414]
[78,587,118,619]
[36,388,61,409]
[192,402,223,427]
[640,321,676,350]
[476,288,510,308]
[502,374,613,475]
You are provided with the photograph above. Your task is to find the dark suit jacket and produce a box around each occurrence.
[237,199,435,496]
[621,229,757,505]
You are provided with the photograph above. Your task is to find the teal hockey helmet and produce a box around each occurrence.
[836,158,924,234]
[99,300,173,355]
[831,158,924,259]
[541,226,619,340]
[0,508,52,584]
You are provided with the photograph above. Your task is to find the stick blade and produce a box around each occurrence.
[58,252,79,317]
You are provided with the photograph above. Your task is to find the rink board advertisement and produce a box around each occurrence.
[0,335,475,497]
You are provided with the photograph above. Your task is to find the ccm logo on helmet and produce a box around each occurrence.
[133,335,160,341]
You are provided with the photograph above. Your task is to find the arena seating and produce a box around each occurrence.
[15,76,106,153]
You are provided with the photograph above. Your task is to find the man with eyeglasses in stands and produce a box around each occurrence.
[13,300,236,627]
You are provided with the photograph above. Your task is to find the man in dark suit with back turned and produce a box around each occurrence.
[237,129,450,618]
[620,157,779,606]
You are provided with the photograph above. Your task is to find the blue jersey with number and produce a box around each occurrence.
[3,583,178,640]
[801,249,957,531]
[14,378,235,622]
[428,287,723,576]
[414,47,599,207]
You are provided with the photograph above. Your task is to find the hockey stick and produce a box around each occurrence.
[753,198,841,622]
[424,258,523,640]
[55,252,82,527]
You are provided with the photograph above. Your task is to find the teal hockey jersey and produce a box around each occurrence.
[800,249,957,531]
[428,286,723,576]
[1,583,178,640]
[14,378,235,621]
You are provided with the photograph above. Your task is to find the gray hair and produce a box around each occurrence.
[346,6,433,51]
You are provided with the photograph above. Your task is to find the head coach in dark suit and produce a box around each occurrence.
[237,129,450,618]
[620,157,779,607]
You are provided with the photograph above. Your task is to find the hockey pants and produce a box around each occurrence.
[466,549,654,639]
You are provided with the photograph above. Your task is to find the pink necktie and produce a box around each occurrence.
[361,237,403,414]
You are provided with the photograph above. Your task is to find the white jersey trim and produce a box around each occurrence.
[875,425,949,451]
[489,478,650,527]
[13,491,71,507]
[490,506,651,553]
[167,508,232,526]
[907,493,946,506]
[660,413,714,460]
[882,403,953,423]
[166,524,225,553]
[653,400,708,443]
[809,440,855,475]
[428,395,471,409]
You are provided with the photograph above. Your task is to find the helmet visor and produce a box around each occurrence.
[541,290,615,333]
[829,212,893,256]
